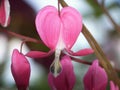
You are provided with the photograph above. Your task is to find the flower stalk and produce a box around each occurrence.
[0,28,42,44]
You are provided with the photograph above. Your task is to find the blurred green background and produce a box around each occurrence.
[0,0,120,90]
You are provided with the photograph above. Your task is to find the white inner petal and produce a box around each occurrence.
[56,23,65,50]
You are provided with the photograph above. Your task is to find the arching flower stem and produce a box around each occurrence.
[71,57,92,65]
[0,28,42,44]
[20,40,26,53]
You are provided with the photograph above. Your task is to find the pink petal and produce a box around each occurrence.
[35,6,61,49]
[83,60,108,90]
[48,55,76,90]
[25,50,54,58]
[67,48,94,56]
[110,81,119,90]
[11,49,31,90]
[61,7,82,49]
[0,0,10,27]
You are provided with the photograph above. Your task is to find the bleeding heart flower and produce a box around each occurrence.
[35,6,82,50]
[83,60,108,90]
[0,0,10,27]
[26,6,94,77]
[48,55,76,90]
[11,49,31,90]
[110,81,119,90]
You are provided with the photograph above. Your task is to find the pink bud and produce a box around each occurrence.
[35,6,82,50]
[110,81,119,90]
[0,0,10,27]
[48,55,76,90]
[83,60,108,90]
[11,49,31,90]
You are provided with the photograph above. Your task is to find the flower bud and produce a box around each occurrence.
[110,81,119,90]
[83,60,108,90]
[11,49,31,90]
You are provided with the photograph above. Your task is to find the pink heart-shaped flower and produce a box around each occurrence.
[35,6,82,50]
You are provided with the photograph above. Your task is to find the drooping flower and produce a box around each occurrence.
[110,81,119,90]
[48,55,76,90]
[26,5,94,77]
[11,49,31,90]
[0,0,10,27]
[35,6,82,50]
[83,60,108,90]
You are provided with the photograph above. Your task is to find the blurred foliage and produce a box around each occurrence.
[29,73,50,90]
[86,0,103,17]
[85,0,120,18]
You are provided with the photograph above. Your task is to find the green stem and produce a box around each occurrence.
[71,57,92,65]
[59,0,68,7]
[0,29,42,44]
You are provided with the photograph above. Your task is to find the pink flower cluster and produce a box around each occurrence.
[0,0,119,90]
